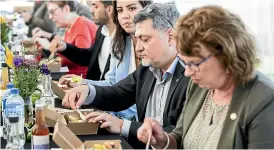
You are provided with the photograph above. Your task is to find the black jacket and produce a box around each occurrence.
[60,25,110,80]
[87,63,190,148]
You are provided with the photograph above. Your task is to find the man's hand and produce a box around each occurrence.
[137,118,168,149]
[86,112,123,134]
[62,85,90,109]
[59,74,82,88]
[34,38,50,50]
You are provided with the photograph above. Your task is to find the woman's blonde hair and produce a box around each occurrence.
[175,5,257,84]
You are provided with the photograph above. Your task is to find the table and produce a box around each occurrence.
[1,134,132,149]
[1,99,133,149]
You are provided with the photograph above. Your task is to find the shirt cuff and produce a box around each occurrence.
[121,120,131,138]
[83,84,96,105]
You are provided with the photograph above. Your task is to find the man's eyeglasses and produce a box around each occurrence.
[146,4,174,28]
[49,7,61,16]
[178,50,219,72]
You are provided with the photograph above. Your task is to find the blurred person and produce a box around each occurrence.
[137,5,274,149]
[61,3,190,149]
[55,0,115,82]
[35,0,98,78]
[21,1,56,37]
[32,0,93,59]
[32,0,93,40]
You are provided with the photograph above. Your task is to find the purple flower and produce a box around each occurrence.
[13,56,23,67]
[40,64,50,75]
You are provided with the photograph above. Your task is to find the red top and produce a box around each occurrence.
[58,16,98,78]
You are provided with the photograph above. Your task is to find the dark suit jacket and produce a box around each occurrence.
[59,25,110,80]
[171,71,274,149]
[87,63,190,148]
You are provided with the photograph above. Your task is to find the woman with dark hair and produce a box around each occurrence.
[112,0,152,65]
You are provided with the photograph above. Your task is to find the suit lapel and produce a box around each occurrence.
[182,86,208,145]
[93,35,105,59]
[163,64,185,124]
[138,73,156,121]
[217,80,255,149]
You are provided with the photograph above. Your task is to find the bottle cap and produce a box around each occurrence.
[8,116,19,123]
[6,83,14,89]
[10,88,19,95]
[1,63,8,67]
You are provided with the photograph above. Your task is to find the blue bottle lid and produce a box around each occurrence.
[6,83,14,89]
[10,88,19,95]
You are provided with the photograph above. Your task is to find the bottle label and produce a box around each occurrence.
[32,135,49,149]
[6,102,24,119]
[40,97,55,107]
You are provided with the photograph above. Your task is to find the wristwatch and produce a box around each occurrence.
[49,33,56,41]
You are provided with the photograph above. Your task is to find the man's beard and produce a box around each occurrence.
[141,59,151,67]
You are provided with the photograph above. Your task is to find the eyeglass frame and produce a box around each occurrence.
[48,6,63,16]
[178,50,220,72]
[146,4,174,28]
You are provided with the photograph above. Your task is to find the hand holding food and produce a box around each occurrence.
[59,74,83,89]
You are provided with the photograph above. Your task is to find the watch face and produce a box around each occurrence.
[41,97,54,107]
[46,100,52,105]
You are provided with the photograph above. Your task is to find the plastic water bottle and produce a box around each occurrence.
[5,116,24,150]
[0,50,6,64]
[2,82,14,139]
[5,88,25,147]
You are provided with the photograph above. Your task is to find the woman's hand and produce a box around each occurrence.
[137,118,168,149]
[50,36,66,53]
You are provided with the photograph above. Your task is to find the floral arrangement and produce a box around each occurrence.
[12,56,50,98]
[0,16,10,45]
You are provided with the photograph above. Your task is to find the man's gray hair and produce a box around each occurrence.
[133,3,180,31]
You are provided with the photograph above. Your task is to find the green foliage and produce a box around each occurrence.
[13,67,41,98]
[0,17,10,45]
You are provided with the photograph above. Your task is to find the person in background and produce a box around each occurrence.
[53,1,94,38]
[61,3,189,149]
[55,0,152,121]
[32,0,93,59]
[21,1,56,37]
[54,0,115,82]
[137,5,274,149]
[35,0,98,78]
[33,0,93,40]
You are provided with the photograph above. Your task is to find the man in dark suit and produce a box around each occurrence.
[62,3,189,149]
[50,0,115,82]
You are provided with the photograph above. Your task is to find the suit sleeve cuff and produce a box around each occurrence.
[121,120,131,138]
[83,84,96,105]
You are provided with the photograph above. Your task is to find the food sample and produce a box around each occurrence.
[71,76,82,83]
[64,114,84,123]
[22,40,37,55]
[66,76,83,84]
[22,40,35,48]
[88,141,116,150]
